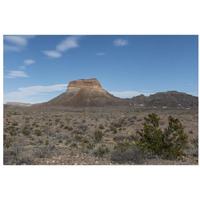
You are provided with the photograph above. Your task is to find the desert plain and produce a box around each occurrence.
[3,105,198,165]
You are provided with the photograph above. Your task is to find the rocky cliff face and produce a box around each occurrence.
[66,78,105,94]
[68,78,103,90]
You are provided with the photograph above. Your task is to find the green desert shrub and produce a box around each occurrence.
[191,138,198,157]
[77,124,87,132]
[10,130,17,136]
[74,134,83,142]
[68,127,73,131]
[12,122,18,126]
[93,145,110,157]
[82,136,89,144]
[4,135,12,148]
[64,126,69,129]
[34,129,42,136]
[86,143,95,150]
[99,124,105,129]
[114,139,135,153]
[94,130,103,142]
[136,113,188,160]
[70,143,78,148]
[189,130,193,134]
[191,138,198,148]
[22,127,30,136]
[110,126,117,134]
[45,140,49,145]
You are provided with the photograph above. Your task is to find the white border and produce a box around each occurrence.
[0,1,199,200]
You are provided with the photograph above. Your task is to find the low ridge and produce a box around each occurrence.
[132,91,198,108]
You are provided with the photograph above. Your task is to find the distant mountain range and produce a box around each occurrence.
[5,78,198,108]
[132,91,198,108]
[5,102,32,107]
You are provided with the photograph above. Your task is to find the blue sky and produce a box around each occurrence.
[3,35,198,103]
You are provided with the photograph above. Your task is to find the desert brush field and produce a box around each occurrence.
[3,105,198,165]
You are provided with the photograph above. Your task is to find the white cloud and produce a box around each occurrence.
[4,36,27,46]
[18,84,68,93]
[5,71,29,79]
[43,50,62,58]
[96,52,105,56]
[18,59,35,70]
[109,90,152,98]
[4,45,22,52]
[56,36,80,52]
[24,59,35,65]
[4,35,35,52]
[43,36,82,58]
[113,39,128,47]
[4,84,68,103]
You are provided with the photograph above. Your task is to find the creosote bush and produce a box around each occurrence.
[22,127,30,136]
[114,139,134,153]
[94,145,110,157]
[4,135,12,148]
[94,130,103,142]
[86,143,95,149]
[35,129,42,136]
[136,113,188,159]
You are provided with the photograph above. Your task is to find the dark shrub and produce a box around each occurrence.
[110,126,117,134]
[111,148,146,164]
[99,124,105,129]
[70,143,78,148]
[113,135,135,142]
[86,143,95,149]
[34,129,42,136]
[94,130,103,142]
[68,127,73,131]
[93,145,109,157]
[114,140,134,153]
[34,144,56,158]
[22,127,30,136]
[136,113,188,160]
[77,124,87,132]
[4,135,12,148]
[74,134,83,142]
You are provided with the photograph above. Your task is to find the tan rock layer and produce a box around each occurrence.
[67,78,102,90]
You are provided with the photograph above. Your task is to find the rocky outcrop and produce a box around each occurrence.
[66,78,105,95]
[45,78,121,107]
[68,78,102,90]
